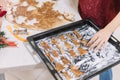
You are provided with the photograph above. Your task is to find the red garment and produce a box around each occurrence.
[0,6,7,17]
[78,0,120,29]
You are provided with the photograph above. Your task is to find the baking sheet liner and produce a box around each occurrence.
[27,19,120,80]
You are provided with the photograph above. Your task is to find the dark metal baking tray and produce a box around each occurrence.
[27,19,120,80]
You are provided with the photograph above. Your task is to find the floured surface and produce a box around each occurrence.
[6,0,76,30]
[35,24,120,80]
[3,0,81,42]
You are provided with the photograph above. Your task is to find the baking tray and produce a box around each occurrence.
[27,19,120,80]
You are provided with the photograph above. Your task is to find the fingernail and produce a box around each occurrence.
[90,49,94,52]
[89,47,92,51]
[94,49,98,53]
[87,43,90,47]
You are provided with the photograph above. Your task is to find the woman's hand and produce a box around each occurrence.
[87,28,113,51]
[87,12,120,51]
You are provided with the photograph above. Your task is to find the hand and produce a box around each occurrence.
[87,28,113,51]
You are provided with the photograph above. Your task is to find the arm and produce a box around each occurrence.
[88,12,120,51]
[105,12,120,33]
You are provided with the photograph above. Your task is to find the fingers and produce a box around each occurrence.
[87,29,112,51]
[102,40,108,49]
[89,38,101,50]
[88,38,108,51]
[94,40,104,51]
[87,35,98,46]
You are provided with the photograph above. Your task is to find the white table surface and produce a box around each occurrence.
[0,0,81,72]
[0,18,38,72]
